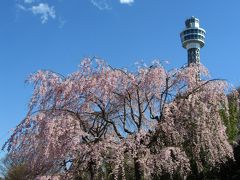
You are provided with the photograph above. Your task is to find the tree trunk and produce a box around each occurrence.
[134,158,141,180]
[89,161,94,180]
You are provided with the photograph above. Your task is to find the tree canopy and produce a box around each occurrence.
[3,58,234,179]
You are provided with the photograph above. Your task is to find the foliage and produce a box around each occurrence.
[0,155,30,180]
[3,58,234,179]
[220,89,240,143]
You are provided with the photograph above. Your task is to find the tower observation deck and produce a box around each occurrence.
[180,17,206,66]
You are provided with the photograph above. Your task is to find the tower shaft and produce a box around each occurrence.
[188,48,200,65]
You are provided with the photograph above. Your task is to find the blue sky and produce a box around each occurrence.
[1,0,240,157]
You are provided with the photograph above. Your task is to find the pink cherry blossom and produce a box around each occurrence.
[3,58,233,179]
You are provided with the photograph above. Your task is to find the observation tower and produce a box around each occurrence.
[180,17,206,66]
